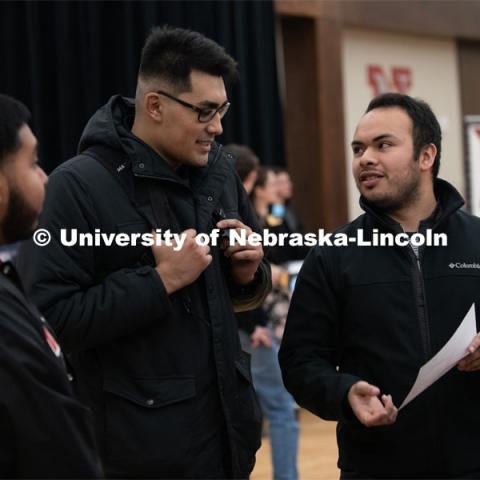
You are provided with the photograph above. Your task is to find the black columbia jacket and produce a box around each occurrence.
[0,263,102,478]
[279,180,480,478]
[18,96,270,478]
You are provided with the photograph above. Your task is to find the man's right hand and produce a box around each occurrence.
[347,381,397,427]
[152,229,212,294]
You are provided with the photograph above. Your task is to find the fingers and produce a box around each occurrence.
[257,328,272,348]
[220,225,255,253]
[458,351,480,371]
[250,327,271,349]
[458,333,480,371]
[225,248,263,262]
[380,394,398,423]
[352,381,380,397]
[468,332,480,354]
[348,381,397,428]
[183,228,197,235]
[358,395,397,427]
[216,219,249,231]
[222,226,263,259]
[261,334,272,348]
[203,252,213,268]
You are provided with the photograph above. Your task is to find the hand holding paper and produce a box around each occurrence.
[399,304,477,410]
[457,323,480,371]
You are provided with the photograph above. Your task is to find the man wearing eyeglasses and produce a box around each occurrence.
[18,26,270,479]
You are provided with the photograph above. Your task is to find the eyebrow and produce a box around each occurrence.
[351,133,396,147]
[197,100,226,109]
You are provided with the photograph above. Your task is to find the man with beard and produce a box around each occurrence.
[0,94,103,478]
[279,93,480,478]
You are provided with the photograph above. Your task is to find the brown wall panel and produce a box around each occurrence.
[281,16,322,231]
[315,17,348,230]
[339,1,480,40]
[280,15,348,231]
[276,1,480,40]
[458,41,480,115]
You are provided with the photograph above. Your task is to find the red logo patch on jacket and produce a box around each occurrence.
[43,326,62,357]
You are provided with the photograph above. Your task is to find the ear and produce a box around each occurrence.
[419,143,437,173]
[0,171,9,223]
[144,93,163,123]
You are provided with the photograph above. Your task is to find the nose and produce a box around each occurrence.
[358,146,378,167]
[206,112,223,136]
[39,167,48,186]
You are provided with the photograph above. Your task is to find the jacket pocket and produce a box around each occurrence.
[231,351,262,477]
[234,350,262,422]
[102,375,195,472]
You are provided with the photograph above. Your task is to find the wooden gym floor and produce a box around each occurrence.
[251,409,339,480]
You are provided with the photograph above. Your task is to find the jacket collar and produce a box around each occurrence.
[80,95,226,188]
[360,178,465,231]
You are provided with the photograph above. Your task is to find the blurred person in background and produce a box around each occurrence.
[271,167,301,233]
[229,146,299,480]
[0,94,102,478]
[224,143,259,195]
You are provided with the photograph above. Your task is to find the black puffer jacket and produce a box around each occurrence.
[18,96,270,478]
[279,180,480,478]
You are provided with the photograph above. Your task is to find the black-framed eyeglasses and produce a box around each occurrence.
[156,90,230,123]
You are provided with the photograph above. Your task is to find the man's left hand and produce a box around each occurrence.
[458,332,480,371]
[217,218,263,285]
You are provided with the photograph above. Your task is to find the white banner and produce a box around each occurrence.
[465,116,480,217]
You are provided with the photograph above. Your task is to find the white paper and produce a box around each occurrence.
[399,303,477,410]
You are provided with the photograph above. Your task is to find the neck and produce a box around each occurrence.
[254,199,269,218]
[131,118,178,169]
[389,187,437,232]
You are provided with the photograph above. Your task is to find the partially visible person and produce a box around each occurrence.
[250,167,292,340]
[0,94,103,478]
[227,144,269,341]
[230,158,299,480]
[272,168,301,233]
[269,167,308,264]
[224,143,259,194]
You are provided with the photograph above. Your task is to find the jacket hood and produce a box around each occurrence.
[78,95,134,155]
[76,95,225,185]
[359,178,465,230]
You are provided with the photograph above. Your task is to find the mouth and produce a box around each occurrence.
[196,140,213,153]
[359,171,384,188]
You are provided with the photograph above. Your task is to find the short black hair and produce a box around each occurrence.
[271,166,288,175]
[366,93,442,179]
[224,144,259,182]
[252,166,275,192]
[0,94,31,165]
[139,25,238,92]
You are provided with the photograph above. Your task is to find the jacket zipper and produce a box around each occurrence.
[404,240,431,360]
[387,222,433,361]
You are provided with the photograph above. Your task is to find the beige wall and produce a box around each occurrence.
[342,28,464,220]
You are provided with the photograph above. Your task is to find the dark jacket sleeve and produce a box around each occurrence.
[0,294,103,478]
[278,247,360,422]
[228,173,271,313]
[16,167,172,354]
